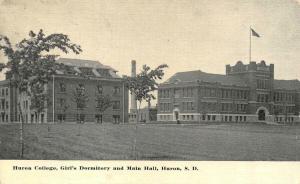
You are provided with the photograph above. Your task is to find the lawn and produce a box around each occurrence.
[0,123,299,160]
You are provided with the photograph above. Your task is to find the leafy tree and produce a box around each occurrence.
[124,64,168,122]
[72,84,89,136]
[124,64,168,160]
[29,82,50,123]
[0,29,82,158]
[95,94,112,123]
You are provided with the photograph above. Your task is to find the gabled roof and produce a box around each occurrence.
[163,70,247,87]
[273,80,300,90]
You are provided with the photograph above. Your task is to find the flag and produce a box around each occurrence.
[251,28,260,37]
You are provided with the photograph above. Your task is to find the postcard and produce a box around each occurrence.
[0,0,299,183]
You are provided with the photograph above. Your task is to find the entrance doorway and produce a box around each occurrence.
[258,109,266,121]
[173,107,180,121]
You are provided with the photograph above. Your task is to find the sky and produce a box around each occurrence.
[1,0,300,87]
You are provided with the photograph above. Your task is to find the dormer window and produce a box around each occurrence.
[79,67,94,76]
[96,68,112,78]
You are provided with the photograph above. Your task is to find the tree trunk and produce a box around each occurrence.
[17,102,24,159]
[133,101,142,160]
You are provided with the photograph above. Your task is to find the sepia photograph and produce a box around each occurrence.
[0,0,299,162]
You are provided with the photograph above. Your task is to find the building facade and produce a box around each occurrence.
[157,60,300,123]
[1,58,129,124]
[128,106,157,123]
[0,80,12,123]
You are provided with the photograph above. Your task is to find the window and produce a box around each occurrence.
[184,88,193,97]
[58,98,66,107]
[95,114,103,123]
[159,89,170,98]
[114,86,121,94]
[96,85,103,94]
[211,89,216,97]
[41,114,44,123]
[59,83,66,92]
[113,101,120,109]
[79,67,94,76]
[58,114,66,122]
[76,114,85,123]
[212,115,216,121]
[207,115,211,121]
[257,79,269,89]
[113,115,120,124]
[160,89,170,98]
[96,69,112,78]
[174,89,180,98]
[31,114,34,123]
[5,101,8,109]
[5,88,8,96]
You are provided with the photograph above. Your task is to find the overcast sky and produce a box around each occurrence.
[1,0,300,82]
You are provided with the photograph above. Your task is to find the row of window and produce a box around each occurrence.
[203,102,247,112]
[159,88,248,99]
[58,98,121,110]
[183,88,194,97]
[58,114,121,124]
[0,88,9,96]
[159,115,172,121]
[274,105,295,114]
[59,83,121,95]
[201,89,248,99]
[159,103,171,112]
[223,115,247,122]
[159,102,248,112]
[275,117,295,122]
[18,113,45,123]
[0,100,9,110]
[160,89,171,98]
[182,102,195,111]
[62,67,112,78]
[257,79,269,89]
[257,94,269,103]
[274,92,294,102]
[0,114,9,122]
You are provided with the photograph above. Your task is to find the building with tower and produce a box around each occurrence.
[157,60,300,123]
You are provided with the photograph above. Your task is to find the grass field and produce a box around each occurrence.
[0,122,299,160]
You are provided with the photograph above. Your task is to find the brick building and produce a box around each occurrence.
[157,60,300,123]
[0,58,129,123]
[0,80,11,123]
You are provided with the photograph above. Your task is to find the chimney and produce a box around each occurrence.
[130,60,137,112]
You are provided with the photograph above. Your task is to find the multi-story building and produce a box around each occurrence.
[157,60,300,123]
[0,58,129,123]
[0,80,11,123]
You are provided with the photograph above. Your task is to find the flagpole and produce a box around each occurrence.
[249,26,252,62]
